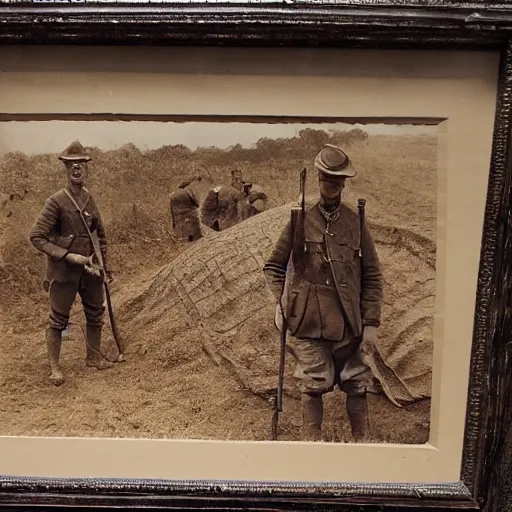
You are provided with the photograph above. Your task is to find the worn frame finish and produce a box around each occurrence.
[0,2,511,512]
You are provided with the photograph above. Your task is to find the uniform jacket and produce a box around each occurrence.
[263,201,382,340]
[29,186,109,285]
[201,185,243,231]
[170,187,200,228]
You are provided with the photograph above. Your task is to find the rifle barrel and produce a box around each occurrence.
[358,199,366,257]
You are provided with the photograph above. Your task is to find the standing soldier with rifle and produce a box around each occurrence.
[30,140,121,386]
[263,143,383,442]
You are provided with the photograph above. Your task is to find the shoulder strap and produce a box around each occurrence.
[64,188,93,237]
[64,188,105,269]
[63,187,91,211]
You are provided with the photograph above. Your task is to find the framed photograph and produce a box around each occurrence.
[0,2,511,512]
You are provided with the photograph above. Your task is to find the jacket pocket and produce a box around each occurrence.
[286,284,311,336]
[334,239,360,263]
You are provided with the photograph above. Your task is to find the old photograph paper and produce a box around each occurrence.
[1,120,436,444]
[0,46,499,484]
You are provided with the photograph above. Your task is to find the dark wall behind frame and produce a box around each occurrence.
[0,3,511,512]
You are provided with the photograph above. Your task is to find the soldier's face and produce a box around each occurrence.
[318,173,345,203]
[66,161,88,185]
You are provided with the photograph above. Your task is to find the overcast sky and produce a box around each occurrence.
[0,121,438,156]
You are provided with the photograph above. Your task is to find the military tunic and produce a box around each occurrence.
[263,201,383,395]
[30,186,108,331]
[169,187,202,241]
[201,184,243,231]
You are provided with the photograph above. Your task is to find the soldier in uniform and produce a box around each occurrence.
[230,168,244,193]
[30,140,113,386]
[239,183,269,220]
[169,184,202,242]
[263,143,383,441]
[201,180,243,232]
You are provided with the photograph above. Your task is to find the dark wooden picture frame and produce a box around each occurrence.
[0,2,511,512]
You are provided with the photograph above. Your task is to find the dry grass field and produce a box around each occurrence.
[0,127,436,443]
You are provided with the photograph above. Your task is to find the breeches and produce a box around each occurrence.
[287,335,380,396]
[48,273,105,331]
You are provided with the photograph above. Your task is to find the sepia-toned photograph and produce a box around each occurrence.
[0,120,436,444]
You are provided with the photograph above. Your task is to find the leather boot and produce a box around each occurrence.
[85,325,113,370]
[346,394,369,441]
[301,393,323,441]
[46,327,65,386]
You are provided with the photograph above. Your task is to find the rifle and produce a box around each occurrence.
[292,168,307,278]
[271,297,288,441]
[64,189,125,363]
[89,229,125,363]
[358,199,366,264]
[271,167,306,441]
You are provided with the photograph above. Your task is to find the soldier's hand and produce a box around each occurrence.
[84,261,102,278]
[65,253,90,266]
[360,325,378,357]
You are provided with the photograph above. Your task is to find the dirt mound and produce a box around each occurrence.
[115,203,434,409]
